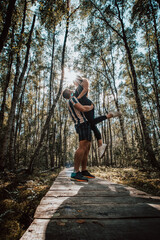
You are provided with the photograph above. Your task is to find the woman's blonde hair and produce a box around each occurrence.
[75,75,89,85]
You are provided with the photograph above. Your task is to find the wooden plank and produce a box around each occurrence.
[20,218,160,240]
[34,202,160,219]
[39,195,160,206]
[45,188,149,197]
[45,190,130,197]
[49,183,128,190]
[49,178,149,197]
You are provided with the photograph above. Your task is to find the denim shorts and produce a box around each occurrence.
[75,122,92,142]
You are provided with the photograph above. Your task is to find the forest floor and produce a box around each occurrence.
[0,166,160,240]
[0,167,62,240]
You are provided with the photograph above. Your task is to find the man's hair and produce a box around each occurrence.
[62,89,70,99]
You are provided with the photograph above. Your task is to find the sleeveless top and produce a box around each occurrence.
[74,82,93,106]
[68,96,88,126]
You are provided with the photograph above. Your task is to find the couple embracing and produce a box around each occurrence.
[62,76,121,182]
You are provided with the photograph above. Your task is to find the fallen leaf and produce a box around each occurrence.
[57,221,65,226]
[77,210,83,212]
[76,219,85,224]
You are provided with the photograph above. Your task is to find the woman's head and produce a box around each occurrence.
[73,76,83,86]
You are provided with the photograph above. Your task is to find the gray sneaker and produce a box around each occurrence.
[71,171,88,182]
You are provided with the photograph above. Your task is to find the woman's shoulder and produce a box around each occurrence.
[82,78,89,88]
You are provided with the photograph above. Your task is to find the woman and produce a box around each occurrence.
[73,76,121,158]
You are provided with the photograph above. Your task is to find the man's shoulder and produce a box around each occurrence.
[69,96,79,106]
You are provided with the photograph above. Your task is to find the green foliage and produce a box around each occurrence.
[38,0,66,30]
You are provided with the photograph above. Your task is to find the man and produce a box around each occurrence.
[62,88,94,182]
[62,88,118,182]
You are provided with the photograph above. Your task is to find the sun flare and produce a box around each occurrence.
[64,68,81,87]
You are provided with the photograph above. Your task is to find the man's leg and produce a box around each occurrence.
[71,140,89,182]
[71,122,92,182]
[81,141,91,171]
[74,140,89,172]
[81,141,95,179]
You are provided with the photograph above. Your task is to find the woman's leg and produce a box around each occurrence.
[84,109,108,158]
[90,124,101,142]
[84,109,105,146]
[84,109,107,125]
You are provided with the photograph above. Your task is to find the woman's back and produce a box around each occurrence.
[74,78,92,106]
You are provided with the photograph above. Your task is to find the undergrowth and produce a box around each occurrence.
[0,168,62,240]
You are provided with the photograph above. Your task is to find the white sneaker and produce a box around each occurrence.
[98,144,107,159]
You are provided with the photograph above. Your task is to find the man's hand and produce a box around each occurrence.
[90,104,94,111]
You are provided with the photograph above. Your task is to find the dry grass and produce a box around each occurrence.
[88,166,160,196]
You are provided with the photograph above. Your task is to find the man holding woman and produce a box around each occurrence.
[62,76,121,182]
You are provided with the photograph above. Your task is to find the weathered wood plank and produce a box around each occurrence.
[45,190,130,197]
[45,189,148,197]
[39,195,160,206]
[20,218,160,240]
[49,183,129,191]
[34,202,160,219]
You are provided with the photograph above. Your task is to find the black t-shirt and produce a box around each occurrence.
[74,83,92,106]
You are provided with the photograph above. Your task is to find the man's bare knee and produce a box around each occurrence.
[79,140,90,153]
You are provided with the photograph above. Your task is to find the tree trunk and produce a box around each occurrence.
[28,1,70,173]
[108,119,113,166]
[0,0,17,53]
[115,0,159,169]
[63,119,68,166]
[145,21,160,123]
[149,0,160,74]
[0,14,36,170]
[49,28,56,111]
[50,123,56,169]
[100,51,129,150]
[0,23,15,130]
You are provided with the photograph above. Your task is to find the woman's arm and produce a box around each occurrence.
[77,79,89,99]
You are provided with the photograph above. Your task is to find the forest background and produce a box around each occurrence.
[0,0,160,172]
[0,0,160,238]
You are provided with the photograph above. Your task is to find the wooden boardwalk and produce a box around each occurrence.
[21,167,160,240]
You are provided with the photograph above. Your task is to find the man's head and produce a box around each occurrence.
[62,88,72,99]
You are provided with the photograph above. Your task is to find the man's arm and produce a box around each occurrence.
[74,102,93,112]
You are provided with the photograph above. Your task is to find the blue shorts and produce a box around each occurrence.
[75,122,92,142]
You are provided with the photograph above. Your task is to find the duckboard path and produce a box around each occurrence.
[20,167,160,240]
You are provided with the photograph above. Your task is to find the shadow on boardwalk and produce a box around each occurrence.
[43,170,160,240]
[20,168,160,240]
